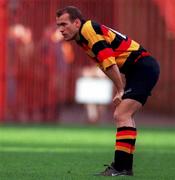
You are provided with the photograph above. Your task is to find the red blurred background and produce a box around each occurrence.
[0,0,175,123]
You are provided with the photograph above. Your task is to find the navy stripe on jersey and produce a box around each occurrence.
[92,40,111,55]
[91,21,103,35]
[111,36,128,50]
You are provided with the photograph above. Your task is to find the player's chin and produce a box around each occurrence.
[66,34,77,41]
[64,36,74,41]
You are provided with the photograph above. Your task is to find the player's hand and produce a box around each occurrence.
[113,91,124,106]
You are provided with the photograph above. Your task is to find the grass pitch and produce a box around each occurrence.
[0,125,175,180]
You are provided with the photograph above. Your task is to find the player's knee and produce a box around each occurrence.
[113,111,129,124]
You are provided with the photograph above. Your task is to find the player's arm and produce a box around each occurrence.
[92,39,124,104]
[82,21,124,104]
[102,64,124,94]
[100,64,124,105]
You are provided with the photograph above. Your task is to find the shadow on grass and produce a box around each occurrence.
[1,148,175,180]
[1,126,175,179]
[0,150,114,180]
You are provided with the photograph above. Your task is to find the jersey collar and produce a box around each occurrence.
[75,19,86,41]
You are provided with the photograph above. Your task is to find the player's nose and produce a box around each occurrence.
[59,26,65,33]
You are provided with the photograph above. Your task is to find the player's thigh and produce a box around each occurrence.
[123,56,160,105]
[114,99,142,119]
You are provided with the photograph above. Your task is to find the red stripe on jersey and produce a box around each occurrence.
[101,25,109,37]
[114,39,132,57]
[97,48,114,62]
[116,130,137,137]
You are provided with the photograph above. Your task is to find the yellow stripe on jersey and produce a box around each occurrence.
[128,40,140,51]
[116,51,132,68]
[114,40,139,68]
[81,20,105,48]
[99,57,116,70]
[103,30,116,44]
[99,51,132,70]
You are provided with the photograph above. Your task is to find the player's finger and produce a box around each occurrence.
[113,97,122,106]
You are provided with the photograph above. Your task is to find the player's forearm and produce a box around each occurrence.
[103,64,124,93]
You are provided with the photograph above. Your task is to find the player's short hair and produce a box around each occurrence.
[56,6,84,21]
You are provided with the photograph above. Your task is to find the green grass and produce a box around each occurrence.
[0,125,175,180]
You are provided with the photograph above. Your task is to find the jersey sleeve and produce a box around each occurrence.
[81,21,116,70]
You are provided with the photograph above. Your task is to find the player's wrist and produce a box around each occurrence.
[118,90,124,96]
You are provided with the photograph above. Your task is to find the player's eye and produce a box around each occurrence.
[57,23,65,27]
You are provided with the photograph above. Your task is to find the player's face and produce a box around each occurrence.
[56,13,81,41]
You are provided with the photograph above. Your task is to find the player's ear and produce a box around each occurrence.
[74,18,81,28]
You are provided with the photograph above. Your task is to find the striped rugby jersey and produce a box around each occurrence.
[76,20,149,73]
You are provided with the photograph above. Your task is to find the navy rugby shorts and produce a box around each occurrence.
[122,56,160,105]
